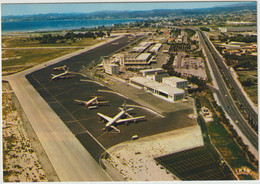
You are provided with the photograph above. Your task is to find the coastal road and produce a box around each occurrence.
[197,30,258,151]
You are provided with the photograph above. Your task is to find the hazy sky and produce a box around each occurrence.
[2,1,248,16]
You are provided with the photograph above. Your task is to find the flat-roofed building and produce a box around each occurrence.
[124,53,152,65]
[149,43,162,53]
[162,76,188,89]
[104,64,119,75]
[130,76,185,101]
[131,42,154,53]
[140,68,168,76]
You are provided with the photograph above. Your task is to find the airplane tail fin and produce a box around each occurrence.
[123,100,127,111]
[119,101,133,112]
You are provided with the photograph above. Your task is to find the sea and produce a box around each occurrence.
[1,19,142,33]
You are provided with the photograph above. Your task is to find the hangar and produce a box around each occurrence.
[130,77,185,101]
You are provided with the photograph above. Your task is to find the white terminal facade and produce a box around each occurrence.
[140,68,169,82]
[162,77,188,89]
[104,64,119,75]
[130,68,188,102]
[130,77,186,101]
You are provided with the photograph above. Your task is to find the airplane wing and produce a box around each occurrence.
[97,100,109,104]
[116,116,145,124]
[74,99,86,104]
[97,113,113,122]
[110,125,120,133]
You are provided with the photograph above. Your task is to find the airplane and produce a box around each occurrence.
[53,65,67,71]
[74,96,109,109]
[51,67,72,80]
[97,102,145,133]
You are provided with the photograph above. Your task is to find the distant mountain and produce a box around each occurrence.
[2,2,256,22]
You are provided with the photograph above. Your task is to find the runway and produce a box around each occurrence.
[2,35,129,181]
[26,35,196,163]
[4,34,196,181]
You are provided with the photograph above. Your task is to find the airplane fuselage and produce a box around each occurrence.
[86,97,97,106]
[105,110,126,128]
[51,71,68,80]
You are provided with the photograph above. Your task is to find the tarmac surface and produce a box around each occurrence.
[26,35,196,163]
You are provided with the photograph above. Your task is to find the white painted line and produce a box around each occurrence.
[98,89,129,99]
[126,104,164,118]
[80,79,104,87]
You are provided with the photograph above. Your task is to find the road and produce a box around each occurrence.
[197,30,258,150]
[2,35,127,181]
[202,32,258,125]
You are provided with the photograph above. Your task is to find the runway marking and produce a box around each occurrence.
[70,106,85,114]
[48,98,72,104]
[31,74,111,159]
[18,77,89,180]
[97,132,107,139]
[98,89,129,99]
[126,104,165,118]
[75,131,89,136]
[53,87,75,97]
[64,116,98,124]
[80,79,105,87]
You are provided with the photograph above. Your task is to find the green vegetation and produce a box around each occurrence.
[2,48,79,74]
[225,54,257,70]
[208,119,256,170]
[35,31,108,44]
[218,34,257,43]
[2,35,101,48]
[184,29,196,38]
[200,27,210,32]
[193,91,258,176]
[237,70,258,104]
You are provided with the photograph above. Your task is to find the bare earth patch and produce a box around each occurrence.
[2,83,47,182]
[105,125,204,181]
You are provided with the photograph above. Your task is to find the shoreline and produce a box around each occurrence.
[2,18,145,34]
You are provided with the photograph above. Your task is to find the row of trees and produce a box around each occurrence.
[212,100,258,166]
[241,78,257,87]
[35,31,110,44]
[218,34,257,43]
[200,27,210,32]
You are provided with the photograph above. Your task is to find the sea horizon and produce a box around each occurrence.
[1,18,143,34]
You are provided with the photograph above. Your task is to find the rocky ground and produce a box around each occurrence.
[2,83,47,182]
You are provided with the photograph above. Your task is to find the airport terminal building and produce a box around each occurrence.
[162,76,188,89]
[130,76,185,101]
[140,68,169,82]
[124,53,153,65]
[104,64,119,75]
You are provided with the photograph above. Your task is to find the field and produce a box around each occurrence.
[207,119,257,172]
[2,48,80,74]
[2,33,104,75]
[236,70,257,104]
[2,35,102,48]
[155,146,235,180]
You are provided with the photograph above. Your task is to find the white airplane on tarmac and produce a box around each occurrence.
[74,97,109,109]
[97,102,145,133]
[53,65,67,71]
[51,67,72,80]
